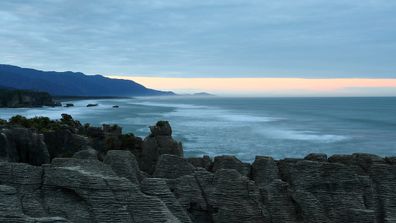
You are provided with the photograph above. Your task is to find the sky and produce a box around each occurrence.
[1,0,396,95]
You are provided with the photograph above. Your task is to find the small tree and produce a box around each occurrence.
[9,115,30,127]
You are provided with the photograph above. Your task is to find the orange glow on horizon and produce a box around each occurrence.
[108,76,396,96]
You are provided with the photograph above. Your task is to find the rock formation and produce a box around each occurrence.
[0,89,61,108]
[139,121,183,174]
[0,127,50,165]
[1,116,396,222]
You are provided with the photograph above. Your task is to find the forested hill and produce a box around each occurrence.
[0,64,174,97]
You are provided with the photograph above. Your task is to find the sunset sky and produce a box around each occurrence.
[1,0,396,95]
[110,76,396,96]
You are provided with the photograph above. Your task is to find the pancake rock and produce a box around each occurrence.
[1,119,396,222]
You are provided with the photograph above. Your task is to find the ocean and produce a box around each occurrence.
[1,96,396,162]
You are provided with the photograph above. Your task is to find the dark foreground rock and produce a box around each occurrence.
[1,117,396,222]
[2,152,395,223]
[0,127,50,165]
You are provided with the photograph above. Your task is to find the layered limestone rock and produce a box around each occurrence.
[103,150,142,184]
[187,155,212,170]
[0,127,49,165]
[1,150,396,222]
[140,121,183,174]
[212,155,250,176]
[1,120,396,222]
[153,154,196,179]
[0,159,181,223]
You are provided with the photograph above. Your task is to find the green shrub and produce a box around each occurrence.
[0,118,7,125]
[9,115,30,127]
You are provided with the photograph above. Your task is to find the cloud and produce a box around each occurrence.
[0,0,396,77]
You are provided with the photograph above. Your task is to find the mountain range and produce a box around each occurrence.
[0,64,174,97]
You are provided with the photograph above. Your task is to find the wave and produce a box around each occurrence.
[257,129,349,143]
[152,104,279,123]
[127,101,208,109]
[220,114,281,122]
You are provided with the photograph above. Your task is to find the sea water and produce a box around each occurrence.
[1,96,396,162]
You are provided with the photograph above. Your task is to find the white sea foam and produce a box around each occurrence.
[0,99,112,121]
[220,114,280,122]
[127,101,208,109]
[257,129,349,143]
[129,99,281,124]
[163,107,279,125]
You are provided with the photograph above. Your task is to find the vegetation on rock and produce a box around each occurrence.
[0,88,60,108]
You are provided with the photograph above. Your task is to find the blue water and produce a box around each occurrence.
[1,97,396,162]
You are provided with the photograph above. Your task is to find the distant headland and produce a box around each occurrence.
[0,88,61,108]
[0,64,175,97]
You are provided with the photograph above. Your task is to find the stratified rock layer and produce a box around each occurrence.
[0,127,49,165]
[1,120,396,222]
[2,151,395,223]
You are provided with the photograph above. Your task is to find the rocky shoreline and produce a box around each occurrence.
[0,115,395,222]
[0,89,61,108]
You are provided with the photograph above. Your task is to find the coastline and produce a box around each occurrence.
[0,115,395,222]
[1,96,396,162]
[53,95,132,102]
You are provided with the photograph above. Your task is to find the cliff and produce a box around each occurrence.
[0,115,395,222]
[0,89,61,108]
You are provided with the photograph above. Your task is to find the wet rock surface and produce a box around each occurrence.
[1,118,396,222]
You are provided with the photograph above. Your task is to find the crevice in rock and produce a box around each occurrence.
[371,179,386,223]
[56,186,95,222]
[193,173,215,222]
[36,167,46,216]
[291,195,304,222]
